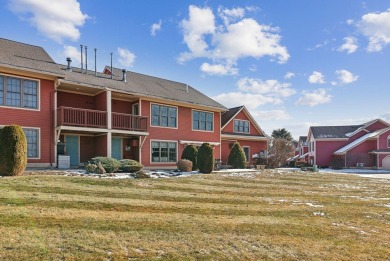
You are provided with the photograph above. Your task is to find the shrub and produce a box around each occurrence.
[119,159,144,172]
[197,143,214,174]
[227,142,246,169]
[181,145,198,170]
[330,158,344,170]
[131,170,150,179]
[90,157,120,173]
[85,163,97,173]
[0,125,27,176]
[177,159,193,172]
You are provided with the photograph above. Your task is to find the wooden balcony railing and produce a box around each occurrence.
[112,112,148,132]
[57,106,107,128]
[57,107,148,132]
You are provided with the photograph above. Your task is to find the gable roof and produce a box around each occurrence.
[310,125,363,139]
[299,136,307,143]
[334,129,384,155]
[0,38,63,77]
[221,106,243,127]
[221,105,269,138]
[57,65,226,111]
[345,119,390,137]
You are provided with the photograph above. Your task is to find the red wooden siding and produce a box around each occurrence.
[315,140,349,167]
[346,140,376,167]
[80,136,96,163]
[140,100,221,167]
[0,75,55,165]
[378,130,390,149]
[95,135,107,157]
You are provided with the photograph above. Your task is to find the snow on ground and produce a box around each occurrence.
[319,168,390,179]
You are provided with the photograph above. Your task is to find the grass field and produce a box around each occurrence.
[1,170,390,260]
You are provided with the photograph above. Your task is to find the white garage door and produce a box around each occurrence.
[382,156,390,170]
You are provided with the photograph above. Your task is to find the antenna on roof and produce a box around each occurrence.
[80,45,83,72]
[85,46,88,73]
[110,52,113,79]
[94,48,97,76]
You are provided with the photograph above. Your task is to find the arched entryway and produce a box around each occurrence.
[382,156,390,170]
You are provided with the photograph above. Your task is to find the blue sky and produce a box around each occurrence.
[1,0,390,139]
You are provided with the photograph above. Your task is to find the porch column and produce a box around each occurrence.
[107,90,112,129]
[107,132,112,158]
[106,90,112,158]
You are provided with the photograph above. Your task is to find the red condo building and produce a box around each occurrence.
[0,38,269,169]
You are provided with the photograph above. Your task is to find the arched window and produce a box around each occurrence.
[388,135,390,148]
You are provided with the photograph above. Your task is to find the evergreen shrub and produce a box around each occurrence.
[227,142,246,169]
[90,157,121,173]
[197,143,214,174]
[119,159,144,172]
[0,125,27,176]
[181,145,198,170]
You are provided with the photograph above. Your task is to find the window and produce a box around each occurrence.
[388,136,390,148]
[0,75,38,109]
[234,120,249,133]
[23,129,39,158]
[243,147,249,162]
[151,104,177,128]
[193,110,213,131]
[151,141,177,162]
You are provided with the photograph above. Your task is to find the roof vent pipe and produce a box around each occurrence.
[80,45,83,72]
[110,53,113,79]
[66,57,72,71]
[122,69,127,82]
[186,84,189,92]
[85,46,88,73]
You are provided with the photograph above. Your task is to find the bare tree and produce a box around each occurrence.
[268,138,295,168]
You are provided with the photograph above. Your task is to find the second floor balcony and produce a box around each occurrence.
[57,106,148,132]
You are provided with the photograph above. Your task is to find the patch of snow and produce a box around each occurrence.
[306,203,324,208]
[313,211,325,216]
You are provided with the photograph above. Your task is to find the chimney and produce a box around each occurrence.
[66,57,72,71]
[122,69,127,82]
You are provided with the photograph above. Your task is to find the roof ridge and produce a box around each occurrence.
[0,38,44,49]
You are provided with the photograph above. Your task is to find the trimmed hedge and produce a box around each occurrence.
[227,142,246,169]
[197,143,214,174]
[177,159,193,172]
[181,145,198,170]
[119,159,144,172]
[90,157,121,173]
[0,125,27,176]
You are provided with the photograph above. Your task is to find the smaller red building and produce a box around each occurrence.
[220,106,270,165]
[307,119,390,169]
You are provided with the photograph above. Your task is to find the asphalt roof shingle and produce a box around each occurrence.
[0,38,63,76]
[310,125,363,139]
[221,106,243,127]
[58,65,226,110]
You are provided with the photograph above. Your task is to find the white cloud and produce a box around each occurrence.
[357,9,390,52]
[200,63,238,76]
[296,88,332,107]
[218,6,245,25]
[252,110,291,121]
[62,45,81,65]
[284,72,295,79]
[8,0,88,43]
[178,5,289,73]
[249,64,257,72]
[213,92,281,110]
[117,48,136,67]
[338,37,358,54]
[237,77,296,97]
[346,19,354,25]
[150,20,162,36]
[178,5,215,62]
[336,69,358,84]
[308,71,325,84]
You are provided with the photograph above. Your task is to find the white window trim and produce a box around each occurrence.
[0,125,41,160]
[242,146,250,162]
[149,103,178,129]
[191,109,214,133]
[233,119,250,134]
[150,139,178,164]
[0,73,41,111]
[387,135,390,148]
